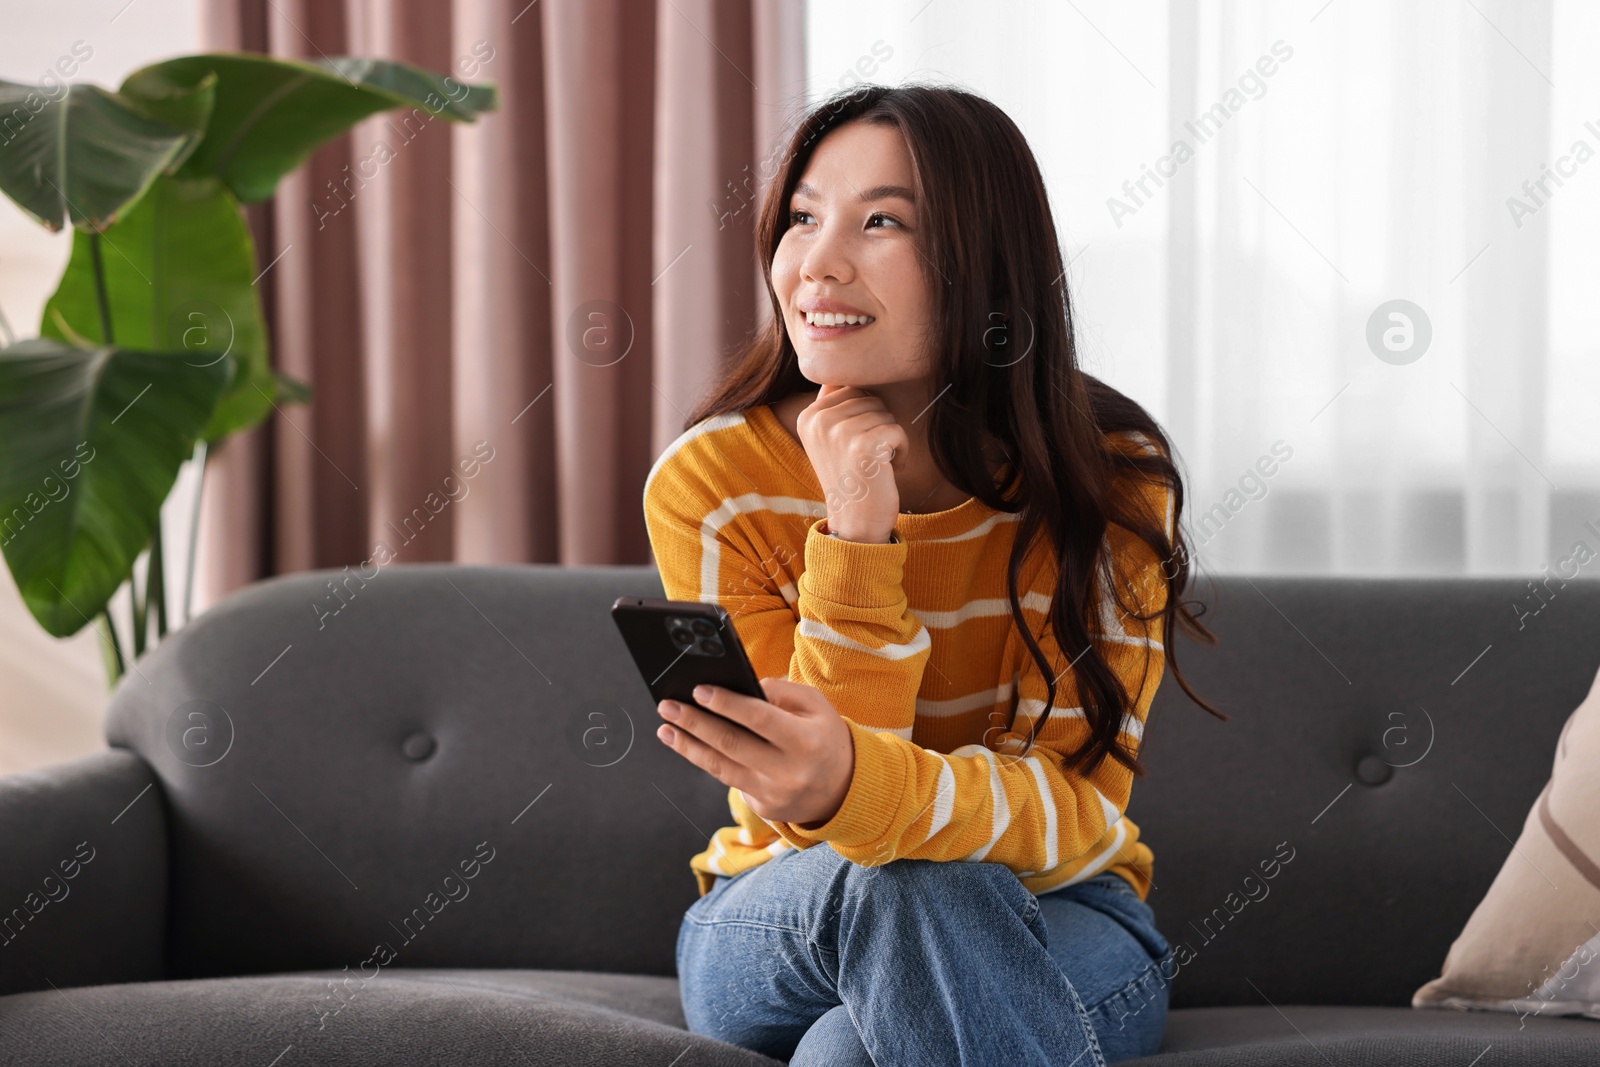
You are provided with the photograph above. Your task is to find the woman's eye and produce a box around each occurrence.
[866,212,901,229]
[787,208,814,226]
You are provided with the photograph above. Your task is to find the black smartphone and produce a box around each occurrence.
[611,597,766,710]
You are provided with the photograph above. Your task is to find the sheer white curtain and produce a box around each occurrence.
[804,0,1600,577]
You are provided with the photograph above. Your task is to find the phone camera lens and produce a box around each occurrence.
[690,619,716,637]
[698,638,724,655]
[670,627,694,646]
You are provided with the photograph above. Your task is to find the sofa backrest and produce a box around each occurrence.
[105,563,1600,1007]
[1128,572,1600,1008]
[107,562,718,982]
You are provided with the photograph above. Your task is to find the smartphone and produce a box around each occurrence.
[611,597,767,710]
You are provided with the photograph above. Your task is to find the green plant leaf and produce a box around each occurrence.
[39,174,273,441]
[0,80,199,232]
[117,69,218,174]
[120,52,498,204]
[0,338,233,638]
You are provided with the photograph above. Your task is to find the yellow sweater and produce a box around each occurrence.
[642,402,1173,902]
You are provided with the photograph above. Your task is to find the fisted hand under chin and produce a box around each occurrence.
[796,384,909,544]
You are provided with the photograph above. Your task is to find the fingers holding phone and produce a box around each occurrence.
[611,599,856,824]
[655,678,854,828]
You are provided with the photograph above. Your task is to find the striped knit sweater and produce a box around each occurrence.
[642,401,1173,902]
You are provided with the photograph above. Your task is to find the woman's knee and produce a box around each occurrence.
[676,868,843,1053]
[790,1003,876,1067]
[677,931,832,1056]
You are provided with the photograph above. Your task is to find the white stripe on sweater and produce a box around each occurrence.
[916,681,1013,719]
[912,588,1161,649]
[697,492,827,602]
[1020,755,1060,872]
[915,511,1022,543]
[797,616,931,661]
[1065,818,1129,883]
[911,591,1049,629]
[926,756,958,841]
[643,412,748,501]
[703,831,728,874]
[1013,697,1145,744]
[1022,808,1129,885]
[947,745,1011,862]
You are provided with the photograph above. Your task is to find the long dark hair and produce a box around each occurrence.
[685,84,1225,781]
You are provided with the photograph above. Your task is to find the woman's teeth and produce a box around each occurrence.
[804,311,875,327]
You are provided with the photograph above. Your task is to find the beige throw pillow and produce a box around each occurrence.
[1412,662,1600,1023]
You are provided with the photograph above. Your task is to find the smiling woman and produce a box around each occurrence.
[645,83,1225,1066]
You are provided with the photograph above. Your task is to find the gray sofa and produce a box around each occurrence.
[2,562,1598,1065]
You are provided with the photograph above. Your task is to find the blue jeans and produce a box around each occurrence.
[676,843,1173,1066]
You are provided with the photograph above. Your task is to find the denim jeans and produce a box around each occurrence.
[676,842,1174,1066]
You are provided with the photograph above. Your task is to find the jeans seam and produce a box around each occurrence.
[1084,963,1166,1011]
[1060,966,1110,1067]
[1021,894,1041,933]
[1081,958,1169,1029]
[839,997,878,1066]
[682,914,810,938]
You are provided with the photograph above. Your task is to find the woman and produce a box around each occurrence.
[642,84,1222,1066]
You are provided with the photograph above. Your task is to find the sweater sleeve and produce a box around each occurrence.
[641,453,802,685]
[641,445,931,738]
[766,474,1173,875]
[786,515,931,738]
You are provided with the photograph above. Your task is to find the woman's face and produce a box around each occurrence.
[771,119,933,391]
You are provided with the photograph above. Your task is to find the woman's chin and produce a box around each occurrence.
[796,354,867,388]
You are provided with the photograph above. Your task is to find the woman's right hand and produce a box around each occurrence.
[796,384,909,543]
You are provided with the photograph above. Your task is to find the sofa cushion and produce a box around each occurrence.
[0,968,782,1066]
[1130,1004,1600,1065]
[8,975,1597,1066]
[1412,662,1600,1021]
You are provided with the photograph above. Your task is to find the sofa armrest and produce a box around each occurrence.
[0,749,166,995]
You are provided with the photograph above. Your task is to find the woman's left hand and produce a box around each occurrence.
[656,677,854,829]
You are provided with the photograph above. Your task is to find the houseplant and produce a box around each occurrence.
[0,51,498,684]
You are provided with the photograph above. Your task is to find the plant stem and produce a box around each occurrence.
[88,230,114,345]
[96,609,125,687]
[87,231,125,688]
[90,227,151,662]
[183,440,208,625]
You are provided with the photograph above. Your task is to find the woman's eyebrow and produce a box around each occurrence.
[792,180,916,204]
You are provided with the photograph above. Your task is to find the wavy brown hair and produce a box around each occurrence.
[684,84,1225,781]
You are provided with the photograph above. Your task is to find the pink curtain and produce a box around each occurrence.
[194,0,806,612]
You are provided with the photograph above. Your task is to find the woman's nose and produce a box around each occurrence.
[800,222,853,285]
